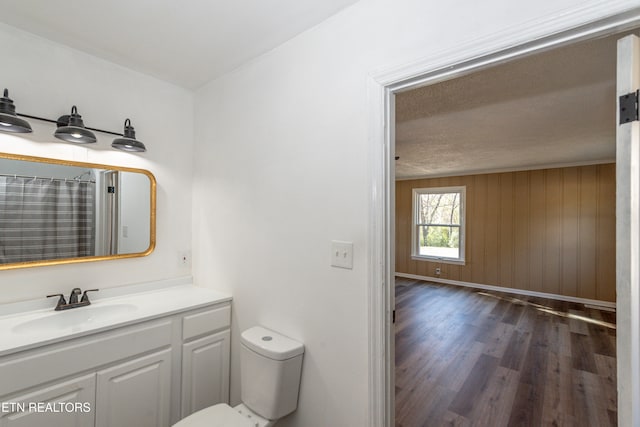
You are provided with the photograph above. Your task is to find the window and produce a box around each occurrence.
[412,186,465,264]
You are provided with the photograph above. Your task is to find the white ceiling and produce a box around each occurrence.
[395,32,629,179]
[0,0,360,89]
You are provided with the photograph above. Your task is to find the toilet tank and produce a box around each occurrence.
[240,326,304,420]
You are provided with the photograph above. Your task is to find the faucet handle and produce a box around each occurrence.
[81,289,99,303]
[46,293,67,308]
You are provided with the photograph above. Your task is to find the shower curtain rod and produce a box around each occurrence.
[0,173,96,184]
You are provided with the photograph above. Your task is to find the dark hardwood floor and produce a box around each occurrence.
[394,278,617,427]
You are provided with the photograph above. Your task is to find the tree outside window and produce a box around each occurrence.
[412,186,465,263]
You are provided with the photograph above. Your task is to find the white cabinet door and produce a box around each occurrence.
[181,330,230,417]
[95,348,171,427]
[0,373,95,427]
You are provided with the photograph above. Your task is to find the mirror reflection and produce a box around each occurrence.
[0,153,155,269]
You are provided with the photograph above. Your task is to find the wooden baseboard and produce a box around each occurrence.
[394,272,616,310]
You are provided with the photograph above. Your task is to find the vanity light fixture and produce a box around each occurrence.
[0,87,146,153]
[0,89,33,133]
[111,119,146,152]
[54,106,97,144]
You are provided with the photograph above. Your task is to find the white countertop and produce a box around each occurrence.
[0,277,232,357]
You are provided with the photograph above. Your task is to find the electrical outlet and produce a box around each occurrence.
[435,267,441,275]
[178,250,191,267]
[331,241,353,269]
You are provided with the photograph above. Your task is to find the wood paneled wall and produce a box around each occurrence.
[395,164,616,302]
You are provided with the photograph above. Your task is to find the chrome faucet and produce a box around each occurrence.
[47,288,99,311]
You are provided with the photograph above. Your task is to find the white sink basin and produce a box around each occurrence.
[12,304,138,334]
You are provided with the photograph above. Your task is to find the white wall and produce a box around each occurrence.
[193,0,638,426]
[118,172,152,254]
[0,22,194,303]
[0,157,90,179]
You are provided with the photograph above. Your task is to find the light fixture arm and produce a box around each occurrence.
[15,112,124,137]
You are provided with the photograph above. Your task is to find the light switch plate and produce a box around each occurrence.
[331,241,353,269]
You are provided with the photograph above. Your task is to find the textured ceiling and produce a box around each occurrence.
[394,32,629,179]
[0,0,360,89]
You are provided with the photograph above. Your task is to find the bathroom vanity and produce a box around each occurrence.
[0,278,231,427]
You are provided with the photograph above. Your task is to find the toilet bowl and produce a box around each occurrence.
[173,403,271,427]
[173,326,304,427]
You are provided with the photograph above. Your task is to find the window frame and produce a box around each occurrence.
[411,186,466,265]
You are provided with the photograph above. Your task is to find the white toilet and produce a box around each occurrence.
[174,326,304,427]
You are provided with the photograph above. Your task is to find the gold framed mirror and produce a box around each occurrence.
[0,152,156,270]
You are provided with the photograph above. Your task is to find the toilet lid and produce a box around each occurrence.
[173,404,256,427]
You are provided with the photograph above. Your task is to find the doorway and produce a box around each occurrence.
[367,8,640,427]
[393,31,621,426]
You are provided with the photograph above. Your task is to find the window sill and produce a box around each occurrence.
[411,255,465,266]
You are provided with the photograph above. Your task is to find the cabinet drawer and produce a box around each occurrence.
[0,320,172,396]
[182,305,230,341]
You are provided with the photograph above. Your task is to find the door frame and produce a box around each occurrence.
[367,5,640,426]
